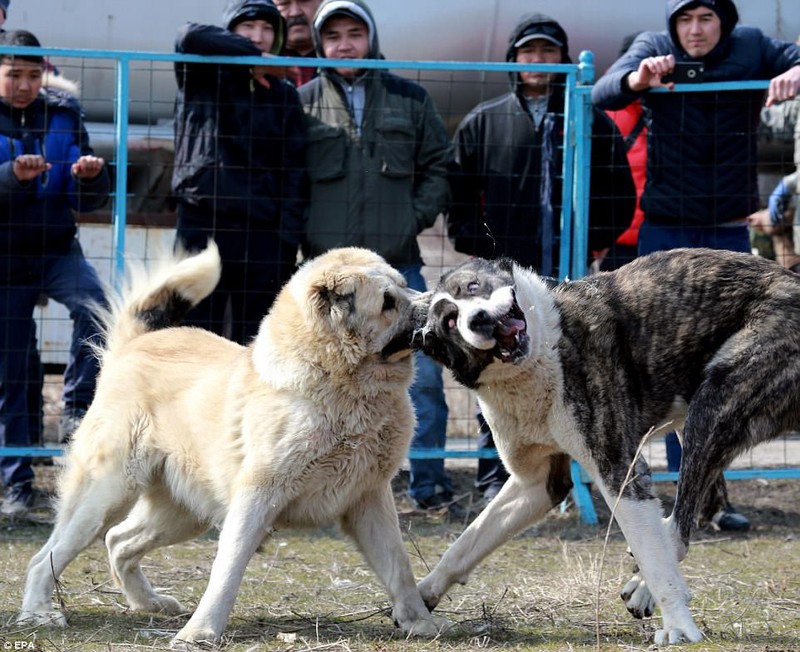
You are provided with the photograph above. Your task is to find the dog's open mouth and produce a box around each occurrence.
[492,302,528,362]
[380,330,414,361]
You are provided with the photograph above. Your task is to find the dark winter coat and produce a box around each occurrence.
[298,0,451,266]
[0,85,109,259]
[171,11,307,245]
[448,13,635,274]
[591,0,800,225]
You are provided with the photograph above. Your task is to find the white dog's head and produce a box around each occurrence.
[263,248,420,378]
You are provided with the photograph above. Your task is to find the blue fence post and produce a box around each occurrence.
[565,51,599,525]
[559,67,577,280]
[572,50,595,281]
[112,55,130,288]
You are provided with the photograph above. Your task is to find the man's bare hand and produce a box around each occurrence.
[12,154,51,182]
[627,54,676,92]
[252,54,286,90]
[766,66,800,107]
[71,155,105,179]
[747,209,773,234]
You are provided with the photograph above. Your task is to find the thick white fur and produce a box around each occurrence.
[18,245,446,647]
[418,265,702,645]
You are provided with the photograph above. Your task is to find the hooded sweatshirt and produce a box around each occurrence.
[298,0,451,266]
[592,0,800,225]
[448,13,634,275]
[171,0,307,245]
[0,72,110,260]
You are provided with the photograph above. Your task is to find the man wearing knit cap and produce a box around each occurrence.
[299,0,459,518]
[171,0,307,345]
[593,0,800,532]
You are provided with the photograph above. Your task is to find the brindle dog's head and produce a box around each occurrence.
[411,258,529,388]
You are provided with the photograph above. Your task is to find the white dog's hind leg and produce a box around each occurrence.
[603,493,702,645]
[418,469,558,611]
[18,470,135,626]
[340,485,449,637]
[171,485,275,649]
[106,492,206,615]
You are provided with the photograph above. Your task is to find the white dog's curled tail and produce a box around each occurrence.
[94,241,221,358]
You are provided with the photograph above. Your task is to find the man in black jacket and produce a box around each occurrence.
[172,0,307,344]
[592,0,800,531]
[448,13,635,501]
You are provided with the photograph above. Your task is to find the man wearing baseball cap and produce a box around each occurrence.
[448,14,635,502]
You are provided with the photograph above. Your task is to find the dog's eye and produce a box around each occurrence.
[467,281,480,295]
[382,292,396,312]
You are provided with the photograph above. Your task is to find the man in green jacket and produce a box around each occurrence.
[299,0,462,517]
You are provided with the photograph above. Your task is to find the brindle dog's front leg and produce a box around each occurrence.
[418,454,569,610]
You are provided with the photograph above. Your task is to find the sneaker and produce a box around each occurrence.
[58,406,87,444]
[482,482,505,503]
[711,504,751,532]
[1,483,35,518]
[415,493,468,521]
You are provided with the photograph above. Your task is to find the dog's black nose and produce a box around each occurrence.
[468,309,495,338]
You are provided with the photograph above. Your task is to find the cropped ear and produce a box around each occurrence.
[309,272,357,321]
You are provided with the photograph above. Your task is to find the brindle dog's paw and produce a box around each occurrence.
[620,573,656,619]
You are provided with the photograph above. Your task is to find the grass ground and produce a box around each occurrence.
[1,467,798,652]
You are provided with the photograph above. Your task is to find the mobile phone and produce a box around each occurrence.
[661,61,705,84]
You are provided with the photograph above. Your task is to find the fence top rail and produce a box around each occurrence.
[0,44,583,75]
[0,45,772,92]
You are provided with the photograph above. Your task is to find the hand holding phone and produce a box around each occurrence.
[661,62,705,84]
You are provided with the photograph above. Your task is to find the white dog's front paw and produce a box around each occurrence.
[654,623,703,645]
[620,573,656,619]
[398,613,452,638]
[130,593,185,615]
[16,610,68,628]
[170,625,219,650]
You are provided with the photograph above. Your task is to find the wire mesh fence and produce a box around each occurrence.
[1,46,798,493]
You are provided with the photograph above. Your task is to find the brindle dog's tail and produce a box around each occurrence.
[94,240,221,360]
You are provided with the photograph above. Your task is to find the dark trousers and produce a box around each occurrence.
[176,222,297,345]
[0,240,106,487]
[475,408,509,493]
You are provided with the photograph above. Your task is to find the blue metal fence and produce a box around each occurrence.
[1,46,797,523]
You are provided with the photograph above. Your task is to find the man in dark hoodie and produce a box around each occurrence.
[592,0,800,532]
[171,0,307,345]
[448,14,635,502]
[299,0,460,518]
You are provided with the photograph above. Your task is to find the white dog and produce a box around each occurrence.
[18,244,447,648]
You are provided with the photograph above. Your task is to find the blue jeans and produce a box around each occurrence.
[0,240,106,487]
[397,263,453,503]
[638,219,750,473]
[638,220,751,256]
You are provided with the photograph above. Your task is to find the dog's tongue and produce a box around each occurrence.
[495,316,525,348]
[497,317,525,337]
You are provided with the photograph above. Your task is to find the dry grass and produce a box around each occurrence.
[1,468,799,651]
